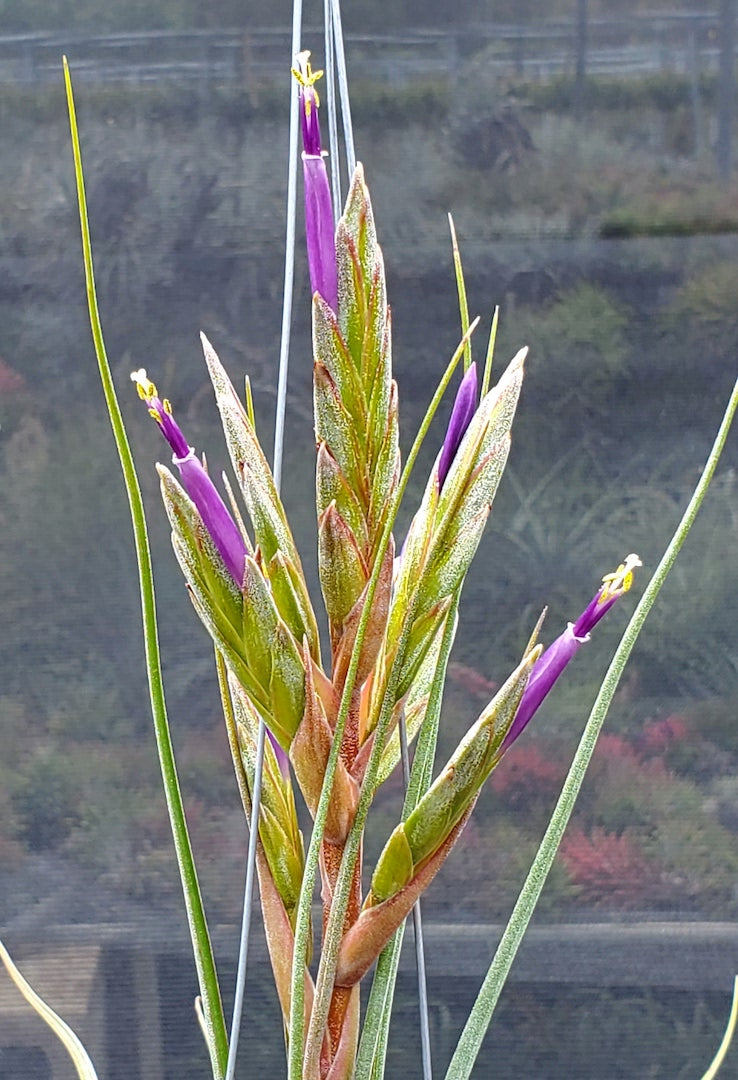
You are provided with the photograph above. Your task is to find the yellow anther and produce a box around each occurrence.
[131,368,157,402]
[600,553,642,601]
[291,50,323,109]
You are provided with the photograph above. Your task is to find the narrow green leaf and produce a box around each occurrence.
[64,59,228,1078]
[481,306,499,398]
[376,629,444,787]
[0,941,99,1080]
[448,214,472,372]
[395,598,452,700]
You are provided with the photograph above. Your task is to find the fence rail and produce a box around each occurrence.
[0,13,731,91]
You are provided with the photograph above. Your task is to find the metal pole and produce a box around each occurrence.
[717,0,736,180]
[224,3,303,1077]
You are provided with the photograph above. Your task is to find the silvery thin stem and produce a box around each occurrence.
[400,711,434,1080]
[324,0,342,214]
[225,3,303,1076]
[330,0,356,173]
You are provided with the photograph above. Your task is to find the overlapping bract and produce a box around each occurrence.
[228,673,305,928]
[314,165,399,703]
[158,438,311,754]
[335,646,540,987]
[362,346,527,782]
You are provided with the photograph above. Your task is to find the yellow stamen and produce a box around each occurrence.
[599,553,642,601]
[291,50,323,111]
[131,368,157,402]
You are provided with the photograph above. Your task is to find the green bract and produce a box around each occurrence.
[202,333,321,662]
[230,676,306,926]
[371,646,539,906]
[314,166,399,675]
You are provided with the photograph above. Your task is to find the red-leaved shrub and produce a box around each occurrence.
[638,715,690,757]
[490,744,566,810]
[559,827,662,908]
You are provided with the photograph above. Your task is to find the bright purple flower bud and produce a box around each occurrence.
[500,554,641,753]
[292,50,338,310]
[132,369,248,586]
[438,362,479,489]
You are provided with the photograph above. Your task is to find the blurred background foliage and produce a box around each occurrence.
[1,0,738,934]
[0,0,683,33]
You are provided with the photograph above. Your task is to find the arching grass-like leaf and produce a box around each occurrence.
[0,940,99,1080]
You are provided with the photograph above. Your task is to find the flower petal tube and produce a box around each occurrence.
[292,50,338,310]
[131,369,248,586]
[438,361,479,489]
[500,553,642,754]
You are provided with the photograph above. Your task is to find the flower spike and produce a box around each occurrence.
[292,50,338,310]
[131,368,248,586]
[501,553,642,753]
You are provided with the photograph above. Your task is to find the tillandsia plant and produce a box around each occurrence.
[8,11,737,1080]
[126,54,646,1077]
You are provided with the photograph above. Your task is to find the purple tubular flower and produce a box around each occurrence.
[500,554,642,754]
[292,51,338,310]
[438,362,479,489]
[132,369,248,586]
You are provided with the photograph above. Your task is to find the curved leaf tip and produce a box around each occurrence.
[0,939,100,1080]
